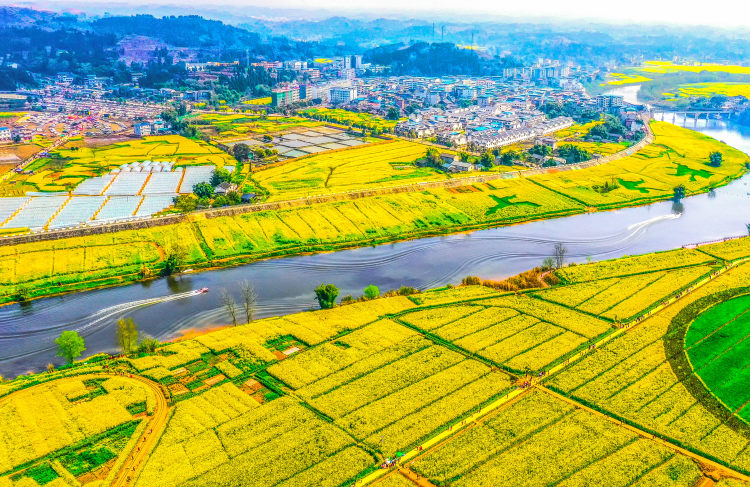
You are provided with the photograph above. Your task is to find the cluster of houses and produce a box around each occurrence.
[133,119,169,136]
[395,103,575,151]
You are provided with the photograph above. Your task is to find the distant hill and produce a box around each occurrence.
[91,14,261,49]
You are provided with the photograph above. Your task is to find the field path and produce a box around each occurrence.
[110,374,170,487]
[0,371,169,487]
[537,385,750,482]
[396,466,438,486]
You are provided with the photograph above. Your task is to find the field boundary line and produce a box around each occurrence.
[540,258,749,379]
[352,387,530,486]
[536,385,750,482]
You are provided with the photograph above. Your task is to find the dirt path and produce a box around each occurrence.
[0,372,169,487]
[110,375,170,487]
[397,466,438,487]
[537,385,750,483]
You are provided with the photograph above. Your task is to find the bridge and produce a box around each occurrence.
[650,109,740,128]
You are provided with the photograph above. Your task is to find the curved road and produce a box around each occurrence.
[110,374,170,487]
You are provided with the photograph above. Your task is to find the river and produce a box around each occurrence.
[1,119,750,378]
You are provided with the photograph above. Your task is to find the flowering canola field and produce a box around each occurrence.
[0,122,747,307]
[4,237,750,485]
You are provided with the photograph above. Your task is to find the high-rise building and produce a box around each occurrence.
[596,94,625,112]
[329,86,358,104]
[271,88,300,107]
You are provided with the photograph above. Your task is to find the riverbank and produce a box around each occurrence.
[0,121,746,307]
[2,169,749,378]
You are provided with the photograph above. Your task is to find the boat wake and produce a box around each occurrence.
[0,289,206,362]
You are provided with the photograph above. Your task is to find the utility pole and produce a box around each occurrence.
[441,25,445,42]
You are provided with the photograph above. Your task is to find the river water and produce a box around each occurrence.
[1,118,749,378]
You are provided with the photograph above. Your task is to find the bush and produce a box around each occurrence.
[314,284,339,309]
[397,286,419,296]
[363,285,380,300]
[461,276,482,285]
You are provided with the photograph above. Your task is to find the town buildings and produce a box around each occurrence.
[329,86,358,105]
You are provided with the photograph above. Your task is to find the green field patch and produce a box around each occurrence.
[617,178,651,194]
[485,194,540,216]
[684,293,750,421]
[674,163,712,181]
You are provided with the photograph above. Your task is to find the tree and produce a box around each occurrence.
[479,151,495,169]
[709,151,723,167]
[424,148,441,168]
[553,243,567,269]
[232,143,251,162]
[673,184,687,201]
[262,135,273,142]
[193,182,214,199]
[314,284,339,309]
[542,257,556,271]
[363,285,380,300]
[557,144,591,164]
[528,144,551,156]
[210,168,231,186]
[162,245,187,276]
[137,335,159,354]
[212,194,231,207]
[240,280,257,324]
[173,194,197,213]
[386,106,400,120]
[116,318,139,354]
[221,289,239,326]
[56,330,86,365]
[462,276,481,285]
[499,150,519,166]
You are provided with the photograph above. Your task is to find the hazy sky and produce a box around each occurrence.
[29,0,750,28]
[231,0,750,27]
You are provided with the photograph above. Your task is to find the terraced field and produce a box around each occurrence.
[4,238,750,486]
[300,107,402,133]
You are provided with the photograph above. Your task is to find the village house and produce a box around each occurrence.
[214,181,238,195]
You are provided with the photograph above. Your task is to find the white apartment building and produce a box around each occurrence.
[329,86,358,104]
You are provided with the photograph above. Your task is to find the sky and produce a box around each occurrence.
[252,0,750,27]
[24,0,750,28]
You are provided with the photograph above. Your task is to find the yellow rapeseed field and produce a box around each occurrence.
[253,139,448,201]
[3,237,750,485]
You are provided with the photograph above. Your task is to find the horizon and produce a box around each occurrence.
[12,0,750,30]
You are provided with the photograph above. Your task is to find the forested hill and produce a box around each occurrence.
[91,15,261,49]
[366,42,521,76]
